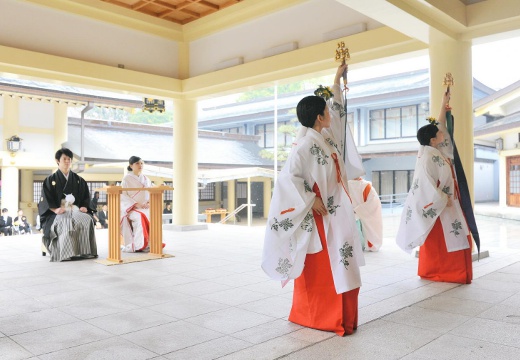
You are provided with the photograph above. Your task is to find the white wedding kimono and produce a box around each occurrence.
[120,173,152,252]
[262,84,366,294]
[348,178,383,251]
[396,122,470,253]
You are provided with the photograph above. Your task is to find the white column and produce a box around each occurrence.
[20,170,35,225]
[429,30,474,202]
[247,177,252,226]
[172,98,198,225]
[1,166,19,217]
[263,179,271,218]
[227,180,235,214]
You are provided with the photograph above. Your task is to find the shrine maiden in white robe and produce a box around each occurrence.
[396,122,470,253]
[120,173,152,252]
[348,178,383,251]
[262,84,366,294]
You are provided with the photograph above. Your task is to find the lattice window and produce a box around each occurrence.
[87,182,108,204]
[33,181,43,204]
[163,181,173,201]
[199,183,215,201]
[369,104,426,140]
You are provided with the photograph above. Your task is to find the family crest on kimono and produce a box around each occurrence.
[262,64,366,336]
[348,177,383,251]
[120,156,164,252]
[395,91,473,284]
[38,148,98,262]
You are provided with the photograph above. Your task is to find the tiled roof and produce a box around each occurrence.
[65,121,273,167]
[474,111,520,136]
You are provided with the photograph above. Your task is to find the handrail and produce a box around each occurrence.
[220,203,256,224]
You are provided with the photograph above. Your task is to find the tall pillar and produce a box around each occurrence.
[429,30,474,201]
[1,96,19,216]
[172,98,198,226]
[227,180,235,213]
[20,170,35,225]
[1,166,19,217]
[263,179,271,218]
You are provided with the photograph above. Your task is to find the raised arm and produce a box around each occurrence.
[436,90,450,126]
[335,63,347,87]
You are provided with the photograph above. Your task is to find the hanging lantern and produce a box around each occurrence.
[142,98,165,113]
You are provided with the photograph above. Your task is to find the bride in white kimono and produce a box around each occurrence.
[120,156,152,252]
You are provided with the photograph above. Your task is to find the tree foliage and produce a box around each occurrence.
[259,115,300,162]
[238,83,305,102]
[128,110,173,125]
[83,106,173,125]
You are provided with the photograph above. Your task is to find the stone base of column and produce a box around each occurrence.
[163,223,208,231]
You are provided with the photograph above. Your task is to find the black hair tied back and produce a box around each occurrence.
[127,156,142,171]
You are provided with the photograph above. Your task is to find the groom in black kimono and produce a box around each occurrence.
[38,148,98,261]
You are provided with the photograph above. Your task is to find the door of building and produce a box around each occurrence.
[506,156,520,207]
[236,181,264,220]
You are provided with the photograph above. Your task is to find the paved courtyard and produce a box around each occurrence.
[1,207,519,359]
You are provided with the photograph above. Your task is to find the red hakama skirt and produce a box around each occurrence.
[288,185,360,336]
[418,218,472,284]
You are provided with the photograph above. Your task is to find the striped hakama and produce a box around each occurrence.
[47,208,97,262]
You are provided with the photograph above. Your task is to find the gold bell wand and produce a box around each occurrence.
[335,41,350,92]
[443,72,454,109]
[335,41,350,161]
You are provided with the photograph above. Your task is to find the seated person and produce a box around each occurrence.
[38,148,98,262]
[14,209,32,234]
[163,202,172,224]
[0,208,13,236]
[97,204,109,229]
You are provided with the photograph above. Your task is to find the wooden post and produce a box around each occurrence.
[98,185,173,264]
[106,186,123,263]
[148,186,171,255]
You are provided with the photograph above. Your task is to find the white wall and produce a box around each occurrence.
[190,0,382,76]
[474,160,498,202]
[19,100,54,128]
[0,0,179,78]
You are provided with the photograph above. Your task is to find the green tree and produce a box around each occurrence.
[238,83,305,102]
[128,110,173,125]
[259,114,299,162]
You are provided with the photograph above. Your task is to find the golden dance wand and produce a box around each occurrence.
[335,41,350,93]
[443,72,454,110]
[335,41,350,161]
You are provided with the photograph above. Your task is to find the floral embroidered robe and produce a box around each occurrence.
[262,84,365,294]
[396,122,470,253]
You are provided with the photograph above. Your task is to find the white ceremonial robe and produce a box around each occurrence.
[348,179,383,251]
[396,124,470,254]
[262,84,365,294]
[120,173,152,252]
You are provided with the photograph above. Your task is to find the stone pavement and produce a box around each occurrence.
[0,207,519,359]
